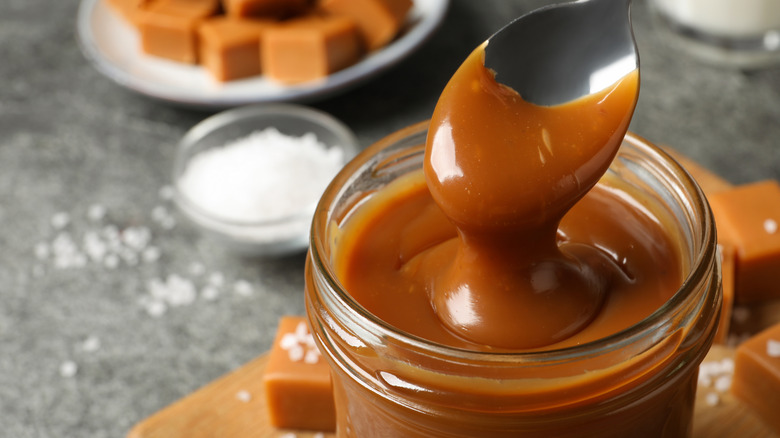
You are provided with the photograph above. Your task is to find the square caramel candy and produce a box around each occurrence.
[262,14,361,84]
[320,0,412,51]
[714,244,735,344]
[709,180,780,303]
[138,0,220,64]
[263,316,335,432]
[198,17,272,81]
[731,322,780,434]
[223,0,310,19]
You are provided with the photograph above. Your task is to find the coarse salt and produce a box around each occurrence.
[177,128,344,225]
[280,322,320,364]
[764,218,778,234]
[236,390,252,403]
[768,339,780,357]
[60,360,78,378]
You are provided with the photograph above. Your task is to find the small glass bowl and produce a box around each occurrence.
[173,103,359,257]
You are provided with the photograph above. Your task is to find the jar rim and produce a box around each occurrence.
[309,120,718,362]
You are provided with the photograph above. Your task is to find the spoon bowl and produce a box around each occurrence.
[484,0,637,106]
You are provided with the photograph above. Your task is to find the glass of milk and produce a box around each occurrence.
[650,0,780,68]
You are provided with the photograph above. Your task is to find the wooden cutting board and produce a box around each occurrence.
[126,343,778,438]
[128,149,779,438]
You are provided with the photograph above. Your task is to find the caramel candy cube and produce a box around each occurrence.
[709,180,780,304]
[198,17,271,81]
[223,0,310,19]
[714,244,735,344]
[320,0,412,50]
[263,316,335,432]
[731,322,780,434]
[262,15,361,84]
[139,0,220,64]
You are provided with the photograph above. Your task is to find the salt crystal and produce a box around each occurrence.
[201,285,220,301]
[104,253,120,269]
[51,212,71,229]
[142,246,161,263]
[176,127,345,226]
[236,390,252,402]
[158,185,175,201]
[60,360,78,378]
[714,375,732,392]
[189,262,206,276]
[704,392,720,407]
[764,218,778,234]
[87,204,107,222]
[768,339,780,357]
[304,349,320,364]
[145,299,167,317]
[280,333,299,350]
[233,280,253,297]
[34,242,49,260]
[288,345,305,362]
[208,272,225,287]
[81,335,101,352]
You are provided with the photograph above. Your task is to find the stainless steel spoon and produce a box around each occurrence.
[484,0,637,106]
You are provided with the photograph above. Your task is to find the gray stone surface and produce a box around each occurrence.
[1,0,778,437]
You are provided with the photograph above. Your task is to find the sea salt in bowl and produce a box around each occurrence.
[173,103,359,257]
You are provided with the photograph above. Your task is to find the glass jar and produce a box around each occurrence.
[305,121,722,438]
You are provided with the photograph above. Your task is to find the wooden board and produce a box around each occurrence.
[129,148,780,438]
[127,344,778,438]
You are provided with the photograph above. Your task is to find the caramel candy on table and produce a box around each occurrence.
[263,316,335,432]
[320,0,412,51]
[138,0,220,64]
[223,0,310,19]
[198,17,272,81]
[731,322,780,435]
[262,15,361,84]
[709,180,780,304]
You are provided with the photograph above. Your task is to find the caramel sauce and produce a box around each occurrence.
[333,45,680,353]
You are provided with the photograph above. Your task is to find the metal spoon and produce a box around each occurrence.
[484,0,637,106]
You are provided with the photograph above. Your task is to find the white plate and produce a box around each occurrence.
[76,0,450,109]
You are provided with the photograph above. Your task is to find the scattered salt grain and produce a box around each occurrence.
[201,285,220,301]
[189,262,206,276]
[87,204,107,222]
[764,218,778,234]
[60,360,78,378]
[34,242,49,260]
[81,335,101,353]
[177,127,344,225]
[714,374,732,392]
[208,272,225,287]
[142,246,161,263]
[236,390,252,403]
[51,212,71,229]
[158,185,175,201]
[233,279,253,297]
[280,322,320,364]
[704,392,720,407]
[768,339,780,357]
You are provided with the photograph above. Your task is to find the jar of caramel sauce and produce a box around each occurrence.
[306,122,721,438]
[306,40,722,436]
